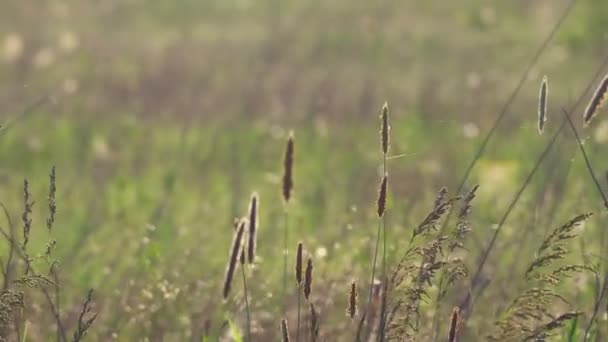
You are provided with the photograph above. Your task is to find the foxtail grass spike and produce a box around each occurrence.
[22,179,33,251]
[47,166,57,231]
[348,280,358,319]
[282,132,294,202]
[304,257,313,300]
[381,102,390,154]
[240,230,247,265]
[280,319,290,342]
[247,192,258,264]
[310,303,319,341]
[583,74,608,126]
[538,75,548,134]
[295,242,303,285]
[223,219,247,299]
[448,307,460,342]
[377,175,388,217]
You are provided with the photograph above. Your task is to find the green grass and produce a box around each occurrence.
[2,0,608,340]
[0,103,605,339]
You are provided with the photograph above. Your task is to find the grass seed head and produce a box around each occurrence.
[377,175,388,217]
[538,75,548,134]
[304,256,313,300]
[381,102,390,154]
[280,319,290,342]
[282,132,295,203]
[295,242,303,286]
[247,192,258,264]
[584,73,608,126]
[348,280,358,319]
[310,303,319,340]
[47,166,57,231]
[223,218,247,299]
[448,307,460,342]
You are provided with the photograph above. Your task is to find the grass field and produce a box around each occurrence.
[2,0,608,341]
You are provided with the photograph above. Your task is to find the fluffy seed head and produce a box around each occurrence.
[448,307,460,342]
[381,102,390,154]
[304,257,313,300]
[247,192,258,264]
[280,319,290,342]
[377,175,388,217]
[282,132,295,202]
[584,73,608,126]
[348,280,358,319]
[223,219,247,298]
[538,75,548,134]
[295,242,303,285]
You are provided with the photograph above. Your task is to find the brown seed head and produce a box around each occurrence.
[584,74,608,126]
[280,319,290,342]
[282,133,294,202]
[304,257,313,300]
[381,102,390,154]
[295,242,303,286]
[377,175,388,217]
[247,192,258,264]
[310,303,319,340]
[448,307,460,342]
[348,280,358,319]
[538,75,548,134]
[223,219,247,299]
[47,166,57,231]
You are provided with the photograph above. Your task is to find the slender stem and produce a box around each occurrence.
[562,109,608,208]
[241,265,250,342]
[366,220,382,329]
[437,0,580,241]
[584,272,608,341]
[451,0,578,197]
[283,206,288,314]
[563,110,608,341]
[296,288,301,342]
[382,155,387,279]
[380,154,388,337]
[460,53,608,316]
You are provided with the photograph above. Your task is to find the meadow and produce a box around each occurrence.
[2,0,608,341]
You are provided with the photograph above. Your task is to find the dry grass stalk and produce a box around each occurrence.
[377,175,388,218]
[223,219,247,299]
[247,192,258,264]
[282,133,294,203]
[348,280,358,319]
[538,75,548,134]
[304,257,313,300]
[583,73,608,126]
[381,102,390,155]
[295,242,303,286]
[448,307,460,342]
[281,319,290,342]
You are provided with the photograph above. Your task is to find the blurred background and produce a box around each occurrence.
[1,0,608,340]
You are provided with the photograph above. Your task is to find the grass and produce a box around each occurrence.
[3,1,608,340]
[0,96,608,339]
